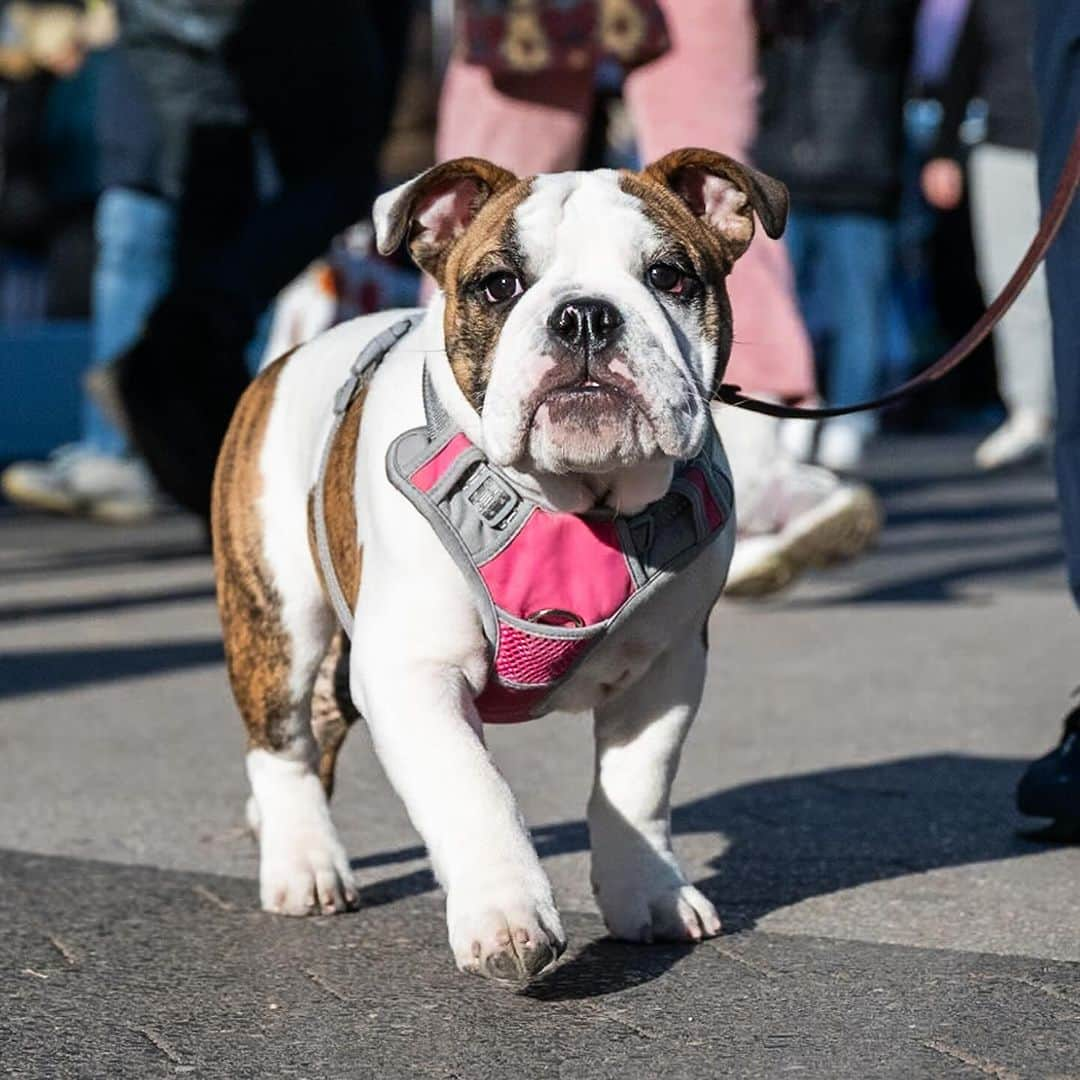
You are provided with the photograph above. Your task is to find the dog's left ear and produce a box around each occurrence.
[372,157,519,284]
[641,148,789,257]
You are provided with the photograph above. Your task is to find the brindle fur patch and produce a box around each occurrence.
[307,387,365,609]
[212,352,296,752]
[310,629,359,799]
[303,389,367,798]
[441,178,535,410]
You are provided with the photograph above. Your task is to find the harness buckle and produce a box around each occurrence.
[463,466,520,529]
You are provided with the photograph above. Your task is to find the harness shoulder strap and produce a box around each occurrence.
[314,314,424,637]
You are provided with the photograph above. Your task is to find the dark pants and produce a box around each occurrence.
[173,0,413,321]
[114,0,412,517]
[1034,2,1080,607]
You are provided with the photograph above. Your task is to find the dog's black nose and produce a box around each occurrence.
[548,298,623,352]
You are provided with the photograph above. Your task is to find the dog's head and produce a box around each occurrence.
[374,150,787,507]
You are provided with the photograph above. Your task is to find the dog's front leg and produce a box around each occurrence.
[589,631,722,943]
[356,654,565,982]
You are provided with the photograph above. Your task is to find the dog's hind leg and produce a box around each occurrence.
[311,630,360,800]
[212,360,357,916]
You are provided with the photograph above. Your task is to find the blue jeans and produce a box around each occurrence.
[785,209,894,434]
[83,188,176,456]
[1034,1,1080,607]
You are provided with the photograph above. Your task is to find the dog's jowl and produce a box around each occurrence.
[212,150,788,983]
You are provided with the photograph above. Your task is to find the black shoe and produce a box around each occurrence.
[1016,702,1080,837]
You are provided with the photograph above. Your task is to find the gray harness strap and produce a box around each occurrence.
[313,313,424,637]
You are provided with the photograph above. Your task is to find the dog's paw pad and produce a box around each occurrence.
[648,884,722,941]
[602,883,721,943]
[450,896,565,983]
[481,933,557,982]
[259,827,357,917]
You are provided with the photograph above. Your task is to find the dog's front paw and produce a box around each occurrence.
[258,822,358,916]
[447,886,566,983]
[596,879,721,943]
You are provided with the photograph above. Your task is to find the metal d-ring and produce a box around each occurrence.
[528,608,586,628]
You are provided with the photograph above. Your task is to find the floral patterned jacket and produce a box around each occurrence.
[461,0,669,74]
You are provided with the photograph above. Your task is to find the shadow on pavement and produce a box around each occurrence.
[882,498,1057,529]
[0,639,224,699]
[353,754,1042,999]
[873,525,1063,557]
[0,538,209,581]
[787,544,1065,605]
[0,583,215,624]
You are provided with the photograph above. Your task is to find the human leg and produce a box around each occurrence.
[436,57,593,173]
[968,143,1053,469]
[1015,0,1080,830]
[816,212,892,470]
[0,189,173,521]
[85,187,176,456]
[624,0,816,401]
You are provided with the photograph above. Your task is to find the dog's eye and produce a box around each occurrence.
[647,262,699,298]
[480,271,523,304]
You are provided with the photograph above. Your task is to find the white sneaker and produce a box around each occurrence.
[1,445,157,523]
[725,462,883,598]
[817,420,869,472]
[974,411,1051,471]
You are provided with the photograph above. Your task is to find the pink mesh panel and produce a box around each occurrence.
[475,622,595,723]
[493,621,591,686]
[475,683,547,724]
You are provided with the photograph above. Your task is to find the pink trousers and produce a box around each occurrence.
[436,0,815,399]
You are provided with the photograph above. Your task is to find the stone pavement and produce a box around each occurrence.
[2,434,1079,1078]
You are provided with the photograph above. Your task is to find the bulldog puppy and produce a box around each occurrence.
[212,150,788,983]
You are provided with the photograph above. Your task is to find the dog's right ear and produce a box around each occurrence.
[641,148,789,259]
[372,158,519,284]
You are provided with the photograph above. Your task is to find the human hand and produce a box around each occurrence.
[921,158,964,211]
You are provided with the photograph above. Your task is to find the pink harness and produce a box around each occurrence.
[314,316,734,724]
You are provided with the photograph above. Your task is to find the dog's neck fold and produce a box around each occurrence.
[419,300,677,517]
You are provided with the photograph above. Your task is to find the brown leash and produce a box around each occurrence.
[714,122,1080,421]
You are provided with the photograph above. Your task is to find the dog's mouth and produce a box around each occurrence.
[545,384,628,420]
[534,376,642,427]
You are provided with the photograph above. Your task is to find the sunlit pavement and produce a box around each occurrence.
[2,433,1078,1078]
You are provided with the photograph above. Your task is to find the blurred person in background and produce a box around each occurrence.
[2,39,172,522]
[754,0,917,471]
[920,0,1053,471]
[0,56,52,321]
[258,9,440,364]
[433,0,883,598]
[97,0,412,523]
[1015,1,1080,833]
[0,0,114,322]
